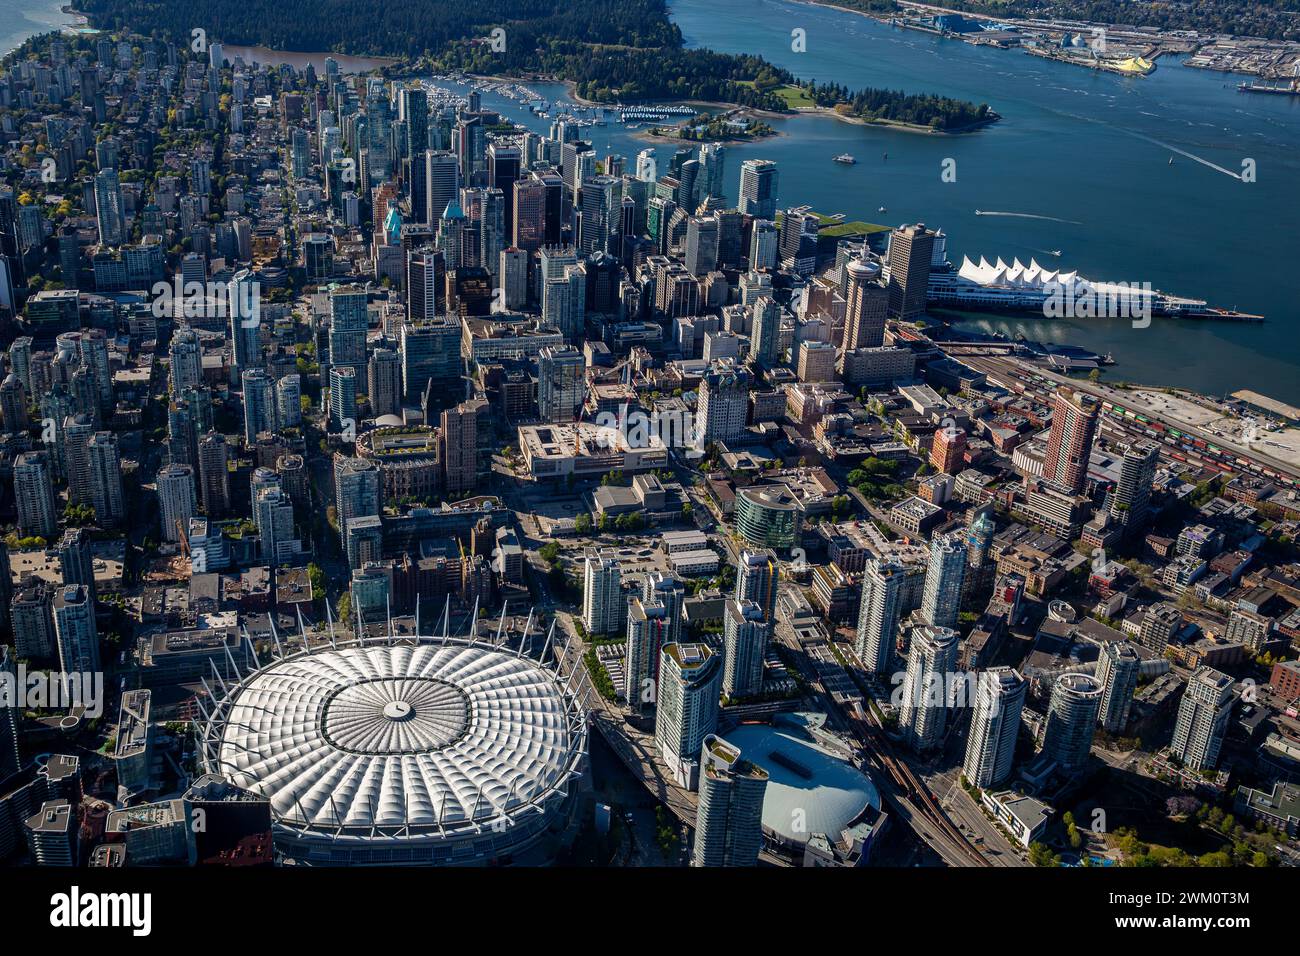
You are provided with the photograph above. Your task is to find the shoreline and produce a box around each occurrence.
[464,76,784,143]
[630,126,785,145]
[789,0,1296,81]
[221,43,399,73]
[800,103,997,134]
[1,1,80,58]
[541,74,994,136]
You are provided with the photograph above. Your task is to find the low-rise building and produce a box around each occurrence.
[979,789,1052,847]
[1234,780,1300,838]
[518,422,668,479]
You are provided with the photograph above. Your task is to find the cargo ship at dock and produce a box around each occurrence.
[1238,79,1300,96]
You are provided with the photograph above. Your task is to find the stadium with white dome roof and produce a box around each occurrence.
[199,623,588,865]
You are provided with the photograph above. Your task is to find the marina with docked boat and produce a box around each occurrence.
[412,0,1290,404]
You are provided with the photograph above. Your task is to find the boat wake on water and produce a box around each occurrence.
[1054,109,1245,180]
[973,210,1083,225]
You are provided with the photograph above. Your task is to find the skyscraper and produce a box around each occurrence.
[749,220,778,271]
[169,327,203,394]
[856,558,907,674]
[684,215,719,277]
[57,528,96,606]
[1041,673,1103,774]
[0,373,29,433]
[254,483,298,566]
[1042,386,1100,495]
[1093,642,1141,735]
[898,624,959,752]
[962,667,1026,789]
[475,187,507,281]
[368,348,403,419]
[86,432,125,526]
[228,269,263,376]
[500,247,529,310]
[328,366,358,433]
[53,583,99,674]
[400,317,461,406]
[424,150,461,228]
[921,533,967,630]
[647,196,677,255]
[328,285,369,381]
[407,246,446,321]
[642,572,686,648]
[626,597,670,715]
[722,599,768,699]
[698,360,751,445]
[333,455,381,544]
[1108,440,1160,537]
[735,549,779,623]
[843,257,888,349]
[885,223,935,321]
[542,264,586,343]
[157,463,197,543]
[537,346,586,423]
[63,415,95,502]
[487,143,521,238]
[0,646,20,780]
[437,199,465,270]
[12,582,56,660]
[93,167,124,246]
[790,343,832,387]
[692,733,768,867]
[512,175,551,253]
[440,398,482,498]
[242,368,277,443]
[0,541,11,635]
[738,159,778,219]
[655,642,721,790]
[583,553,624,636]
[578,174,622,256]
[779,207,819,276]
[1169,666,1235,772]
[276,373,302,428]
[750,296,782,369]
[14,451,57,539]
[75,329,111,409]
[561,139,594,198]
[400,85,429,155]
[197,432,231,516]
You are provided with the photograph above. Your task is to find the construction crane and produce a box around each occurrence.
[575,354,636,454]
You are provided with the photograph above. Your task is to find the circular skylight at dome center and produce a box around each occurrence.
[322,677,470,754]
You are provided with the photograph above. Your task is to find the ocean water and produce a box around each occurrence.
[0,0,69,57]
[661,0,1300,402]
[4,0,1297,401]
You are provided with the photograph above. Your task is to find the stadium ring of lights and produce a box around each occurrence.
[199,623,588,865]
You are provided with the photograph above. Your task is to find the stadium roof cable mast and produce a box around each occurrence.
[199,603,590,865]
